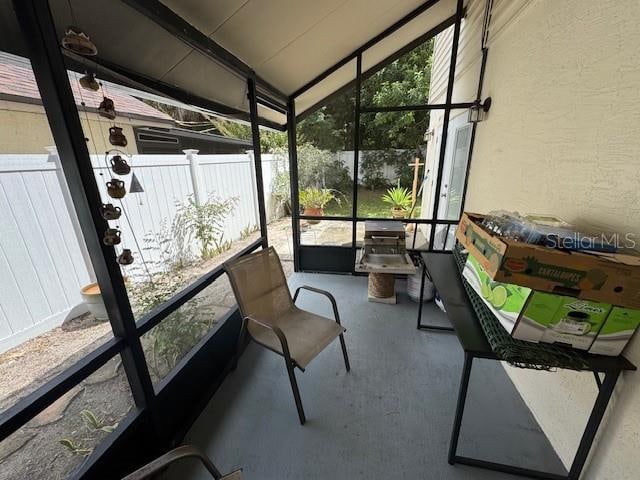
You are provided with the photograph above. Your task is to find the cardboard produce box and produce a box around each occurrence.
[456,212,640,309]
[463,253,611,348]
[589,307,640,356]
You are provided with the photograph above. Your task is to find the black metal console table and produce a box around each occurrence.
[420,252,636,480]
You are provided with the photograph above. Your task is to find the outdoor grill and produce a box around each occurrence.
[356,221,417,303]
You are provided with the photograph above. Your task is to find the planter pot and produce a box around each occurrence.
[391,209,407,219]
[80,283,109,321]
[303,207,324,224]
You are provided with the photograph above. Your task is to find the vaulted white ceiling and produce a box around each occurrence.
[20,0,459,124]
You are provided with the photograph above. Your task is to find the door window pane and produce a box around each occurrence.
[420,109,470,222]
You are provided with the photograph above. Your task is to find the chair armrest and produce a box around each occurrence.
[122,445,223,480]
[293,286,342,326]
[244,316,295,364]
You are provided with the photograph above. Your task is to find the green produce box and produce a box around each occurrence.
[539,299,611,350]
[463,254,611,348]
[463,254,557,343]
[589,307,640,356]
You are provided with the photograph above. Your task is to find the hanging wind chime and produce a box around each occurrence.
[62,0,148,274]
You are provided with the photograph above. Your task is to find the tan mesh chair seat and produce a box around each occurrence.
[248,307,345,369]
[225,247,350,424]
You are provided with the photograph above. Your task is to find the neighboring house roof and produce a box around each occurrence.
[0,52,172,122]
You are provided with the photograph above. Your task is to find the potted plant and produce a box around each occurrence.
[299,187,340,223]
[382,183,412,219]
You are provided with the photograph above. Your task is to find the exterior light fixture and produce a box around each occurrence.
[468,97,492,123]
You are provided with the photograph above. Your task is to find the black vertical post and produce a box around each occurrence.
[287,99,301,271]
[13,0,156,409]
[429,0,464,250]
[247,75,269,248]
[351,54,363,271]
[448,352,473,464]
[568,371,620,480]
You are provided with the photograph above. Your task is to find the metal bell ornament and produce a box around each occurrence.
[79,72,100,91]
[103,228,121,246]
[100,203,122,220]
[98,97,116,120]
[109,154,131,175]
[106,179,126,199]
[117,249,134,265]
[61,26,97,56]
[109,126,127,147]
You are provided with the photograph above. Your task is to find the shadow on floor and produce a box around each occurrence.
[166,273,566,480]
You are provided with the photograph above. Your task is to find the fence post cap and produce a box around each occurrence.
[182,149,200,155]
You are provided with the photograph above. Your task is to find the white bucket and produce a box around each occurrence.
[80,283,109,321]
[407,267,435,302]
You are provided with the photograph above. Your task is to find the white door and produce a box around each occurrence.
[442,122,472,220]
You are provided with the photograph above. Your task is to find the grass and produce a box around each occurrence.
[324,187,421,218]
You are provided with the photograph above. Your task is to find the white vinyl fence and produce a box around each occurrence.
[340,150,412,184]
[0,151,287,353]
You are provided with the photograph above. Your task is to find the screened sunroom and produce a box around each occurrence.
[1,1,639,479]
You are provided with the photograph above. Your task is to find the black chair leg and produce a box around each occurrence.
[284,359,306,425]
[232,318,248,371]
[339,333,350,372]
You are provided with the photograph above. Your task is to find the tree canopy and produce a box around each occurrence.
[298,38,433,152]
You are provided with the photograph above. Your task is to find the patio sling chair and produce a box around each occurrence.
[122,445,243,479]
[225,247,350,425]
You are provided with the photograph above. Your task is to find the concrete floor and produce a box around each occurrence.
[167,273,566,480]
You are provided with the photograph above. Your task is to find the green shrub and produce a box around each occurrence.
[297,144,352,192]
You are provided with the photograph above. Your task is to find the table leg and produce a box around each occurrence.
[568,370,620,480]
[417,261,454,332]
[448,352,473,464]
[416,261,426,329]
[447,358,623,480]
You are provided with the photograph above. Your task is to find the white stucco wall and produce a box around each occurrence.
[457,0,640,478]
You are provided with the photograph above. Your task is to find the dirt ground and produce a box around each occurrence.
[0,218,295,478]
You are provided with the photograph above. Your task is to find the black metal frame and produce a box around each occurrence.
[63,50,286,132]
[289,0,475,273]
[4,1,272,478]
[287,99,302,271]
[449,353,621,480]
[119,0,287,104]
[3,0,489,476]
[422,251,636,480]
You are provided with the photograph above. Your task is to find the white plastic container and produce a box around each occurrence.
[80,283,108,321]
[407,267,435,302]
